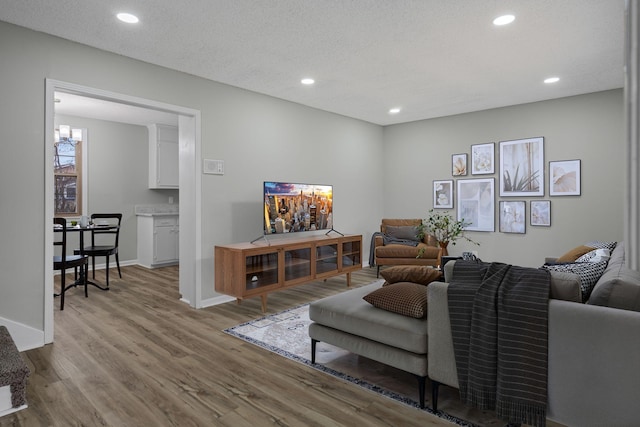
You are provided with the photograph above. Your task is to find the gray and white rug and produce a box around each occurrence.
[224,303,481,427]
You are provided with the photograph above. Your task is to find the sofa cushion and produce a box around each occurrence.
[363,282,428,318]
[309,282,428,354]
[380,265,442,286]
[548,271,582,303]
[543,261,608,302]
[384,225,421,242]
[588,243,640,311]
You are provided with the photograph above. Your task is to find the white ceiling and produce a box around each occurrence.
[0,0,625,126]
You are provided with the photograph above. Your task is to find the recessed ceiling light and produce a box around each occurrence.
[117,13,139,24]
[493,14,515,26]
[389,108,401,114]
[301,78,315,85]
[544,77,560,84]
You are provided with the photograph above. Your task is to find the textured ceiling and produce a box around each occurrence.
[0,0,625,125]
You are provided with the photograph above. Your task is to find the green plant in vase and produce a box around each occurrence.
[417,209,478,259]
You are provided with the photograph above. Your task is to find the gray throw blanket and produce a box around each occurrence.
[448,261,550,427]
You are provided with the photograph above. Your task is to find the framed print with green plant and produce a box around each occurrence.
[499,137,544,197]
[471,142,495,174]
[433,180,453,209]
[531,200,551,226]
[452,153,467,176]
[499,200,526,233]
[456,178,495,232]
[549,159,581,196]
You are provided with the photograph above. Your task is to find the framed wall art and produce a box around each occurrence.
[499,200,526,234]
[471,142,495,174]
[530,200,551,226]
[433,180,454,209]
[456,178,495,232]
[499,137,544,197]
[549,159,581,196]
[452,153,467,176]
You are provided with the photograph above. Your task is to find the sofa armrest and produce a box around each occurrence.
[547,300,640,426]
[426,281,458,389]
[374,235,384,248]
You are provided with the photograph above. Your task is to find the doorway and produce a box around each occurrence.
[45,79,203,343]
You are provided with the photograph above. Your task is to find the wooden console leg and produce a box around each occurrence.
[346,272,351,287]
[260,294,267,313]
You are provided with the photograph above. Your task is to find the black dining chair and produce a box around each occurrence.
[54,217,89,310]
[75,213,122,288]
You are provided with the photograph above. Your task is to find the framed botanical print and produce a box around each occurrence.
[531,200,551,226]
[452,153,467,176]
[499,137,544,197]
[471,142,495,175]
[456,178,495,232]
[499,200,526,233]
[549,160,581,196]
[433,180,454,209]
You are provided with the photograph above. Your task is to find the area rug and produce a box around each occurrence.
[224,303,481,427]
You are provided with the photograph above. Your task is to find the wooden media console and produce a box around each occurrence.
[215,234,362,312]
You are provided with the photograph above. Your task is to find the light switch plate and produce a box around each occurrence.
[203,159,224,175]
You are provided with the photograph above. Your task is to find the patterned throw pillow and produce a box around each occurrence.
[584,241,617,251]
[576,248,611,263]
[380,266,442,286]
[363,282,428,318]
[543,260,608,302]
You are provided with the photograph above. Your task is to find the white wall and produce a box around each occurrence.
[383,90,624,266]
[0,21,384,335]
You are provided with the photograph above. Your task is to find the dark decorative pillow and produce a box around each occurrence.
[384,225,420,242]
[543,260,608,302]
[380,265,442,286]
[363,282,428,318]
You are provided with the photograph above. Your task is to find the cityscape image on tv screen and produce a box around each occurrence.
[263,181,333,234]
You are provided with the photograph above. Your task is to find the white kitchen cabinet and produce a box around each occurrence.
[137,215,179,268]
[148,124,178,189]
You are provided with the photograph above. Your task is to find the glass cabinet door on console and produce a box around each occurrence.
[315,243,338,276]
[245,250,279,291]
[284,246,312,284]
[341,239,361,269]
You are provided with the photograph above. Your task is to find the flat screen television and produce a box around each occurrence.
[263,181,333,235]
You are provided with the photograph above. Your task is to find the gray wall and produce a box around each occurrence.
[54,114,179,262]
[0,19,626,337]
[0,20,384,331]
[383,90,624,266]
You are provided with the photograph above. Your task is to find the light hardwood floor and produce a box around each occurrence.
[3,265,460,427]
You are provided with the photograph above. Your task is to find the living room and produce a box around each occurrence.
[0,1,635,424]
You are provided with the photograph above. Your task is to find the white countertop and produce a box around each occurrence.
[135,204,179,216]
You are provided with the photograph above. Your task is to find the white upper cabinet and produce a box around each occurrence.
[148,124,178,189]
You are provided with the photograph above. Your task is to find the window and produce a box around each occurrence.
[54,126,83,216]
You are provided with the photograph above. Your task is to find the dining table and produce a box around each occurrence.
[54,223,117,292]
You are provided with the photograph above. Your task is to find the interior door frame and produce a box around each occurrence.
[44,79,203,343]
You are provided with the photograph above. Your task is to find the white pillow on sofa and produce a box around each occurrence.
[576,248,611,263]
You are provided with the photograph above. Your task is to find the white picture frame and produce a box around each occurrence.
[433,180,453,209]
[456,178,495,232]
[499,137,544,197]
[471,142,495,175]
[549,160,581,196]
[499,200,526,234]
[531,200,551,226]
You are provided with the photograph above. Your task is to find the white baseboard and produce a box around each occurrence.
[0,317,44,352]
[200,295,236,308]
[0,385,27,418]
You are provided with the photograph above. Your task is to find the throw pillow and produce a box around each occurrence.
[363,282,428,318]
[556,245,596,263]
[380,265,442,286]
[584,241,617,252]
[384,225,421,242]
[543,260,608,302]
[576,248,611,263]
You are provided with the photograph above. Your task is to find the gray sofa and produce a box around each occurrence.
[428,242,640,427]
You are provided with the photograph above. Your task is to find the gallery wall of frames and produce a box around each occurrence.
[433,136,581,234]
